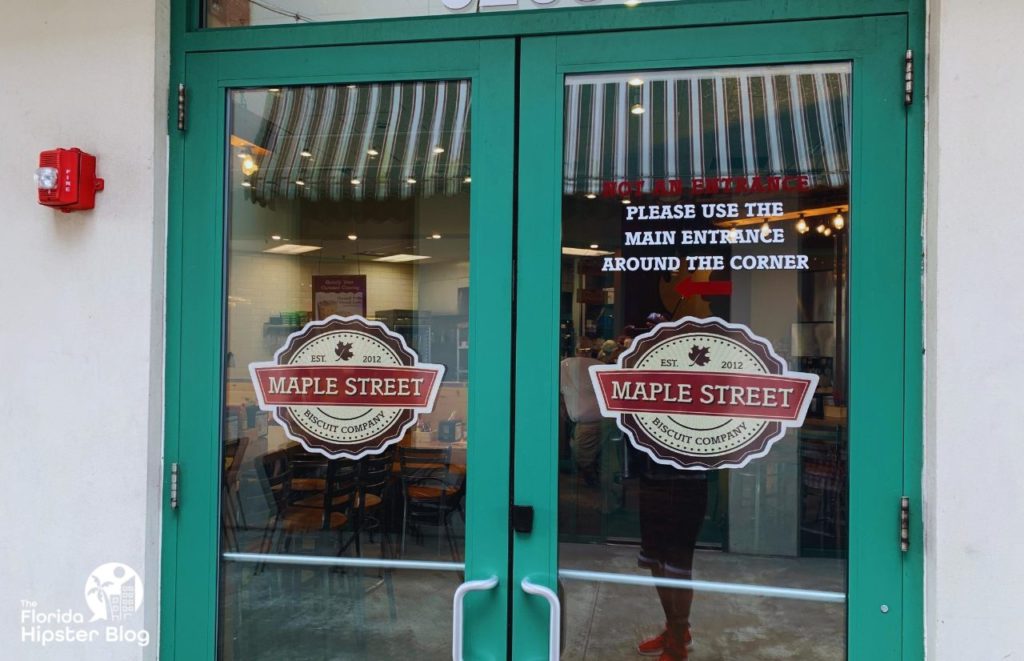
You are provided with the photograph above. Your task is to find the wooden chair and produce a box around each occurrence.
[221,436,249,552]
[398,446,464,560]
[356,448,394,557]
[256,450,354,568]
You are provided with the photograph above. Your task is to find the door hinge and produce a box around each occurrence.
[904,50,914,106]
[177,83,187,132]
[170,462,180,510]
[899,496,910,552]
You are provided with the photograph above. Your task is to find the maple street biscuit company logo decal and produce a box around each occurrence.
[590,317,818,470]
[250,315,444,459]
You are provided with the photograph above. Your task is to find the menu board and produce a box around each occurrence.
[312,275,366,320]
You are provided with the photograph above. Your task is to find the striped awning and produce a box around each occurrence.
[243,80,472,203]
[564,64,851,195]
[240,65,848,203]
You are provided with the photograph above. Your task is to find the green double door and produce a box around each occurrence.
[165,15,914,661]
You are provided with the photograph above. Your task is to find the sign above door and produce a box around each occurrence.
[207,0,676,28]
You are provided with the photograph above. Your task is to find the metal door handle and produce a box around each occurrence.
[521,577,561,660]
[452,575,498,661]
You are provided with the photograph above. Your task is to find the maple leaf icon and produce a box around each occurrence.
[688,345,711,367]
[335,341,354,361]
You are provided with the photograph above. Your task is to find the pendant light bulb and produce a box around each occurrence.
[796,217,809,234]
[241,156,258,176]
[832,211,846,230]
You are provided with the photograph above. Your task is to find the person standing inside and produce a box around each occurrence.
[559,355,605,486]
[635,459,709,660]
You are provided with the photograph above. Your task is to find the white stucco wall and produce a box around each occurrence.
[0,1,168,659]
[925,1,1024,658]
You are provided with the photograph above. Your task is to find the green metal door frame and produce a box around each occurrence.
[164,2,925,659]
[514,15,913,660]
[162,39,516,660]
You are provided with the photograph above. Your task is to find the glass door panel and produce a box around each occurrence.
[557,63,850,660]
[170,39,514,661]
[219,79,474,660]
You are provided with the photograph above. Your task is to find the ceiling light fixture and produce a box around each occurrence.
[624,0,642,6]
[630,103,645,115]
[241,181,252,188]
[589,243,599,249]
[622,199,632,205]
[373,254,431,263]
[271,235,282,240]
[431,233,442,240]
[816,224,826,234]
[300,149,312,158]
[796,217,809,233]
[628,78,644,87]
[295,180,305,187]
[562,247,614,257]
[263,243,321,255]
[463,176,472,184]
[347,234,358,241]
[350,178,361,185]
[585,193,597,199]
[406,177,417,184]
[832,210,846,230]
[433,147,445,154]
[367,148,379,157]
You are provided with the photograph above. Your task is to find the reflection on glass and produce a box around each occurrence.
[559,65,850,659]
[219,81,471,660]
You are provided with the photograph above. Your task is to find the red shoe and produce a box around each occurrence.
[637,627,691,656]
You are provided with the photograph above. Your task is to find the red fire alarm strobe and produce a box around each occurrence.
[35,148,105,213]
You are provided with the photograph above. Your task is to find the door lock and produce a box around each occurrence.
[511,505,534,533]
